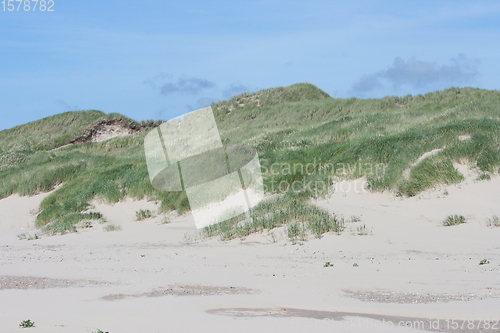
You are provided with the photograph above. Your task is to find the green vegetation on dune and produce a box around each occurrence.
[443,214,466,226]
[202,194,344,241]
[1,83,500,236]
[215,86,500,197]
[0,110,106,153]
[0,110,181,234]
[214,86,500,145]
[398,157,464,197]
[0,110,161,157]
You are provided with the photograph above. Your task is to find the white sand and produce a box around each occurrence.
[1,172,500,332]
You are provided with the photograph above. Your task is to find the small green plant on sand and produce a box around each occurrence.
[487,215,500,227]
[353,263,359,267]
[267,231,277,243]
[324,262,334,267]
[287,222,300,242]
[93,330,109,333]
[356,224,371,235]
[27,234,39,240]
[477,173,491,181]
[442,215,466,226]
[479,259,490,265]
[103,224,121,232]
[135,209,153,221]
[19,319,35,328]
[350,215,361,222]
[298,223,308,241]
[17,233,39,240]
[181,232,197,245]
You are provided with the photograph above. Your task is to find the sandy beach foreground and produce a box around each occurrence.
[1,173,500,332]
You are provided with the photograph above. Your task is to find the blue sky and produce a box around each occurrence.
[1,0,499,130]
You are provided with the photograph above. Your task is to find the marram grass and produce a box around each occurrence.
[202,194,344,241]
[1,85,500,235]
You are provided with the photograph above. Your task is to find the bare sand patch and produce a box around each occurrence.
[458,135,472,141]
[207,307,498,333]
[101,284,257,301]
[342,289,500,304]
[70,118,153,144]
[0,275,110,290]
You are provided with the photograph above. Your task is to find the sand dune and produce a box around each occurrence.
[1,174,499,332]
